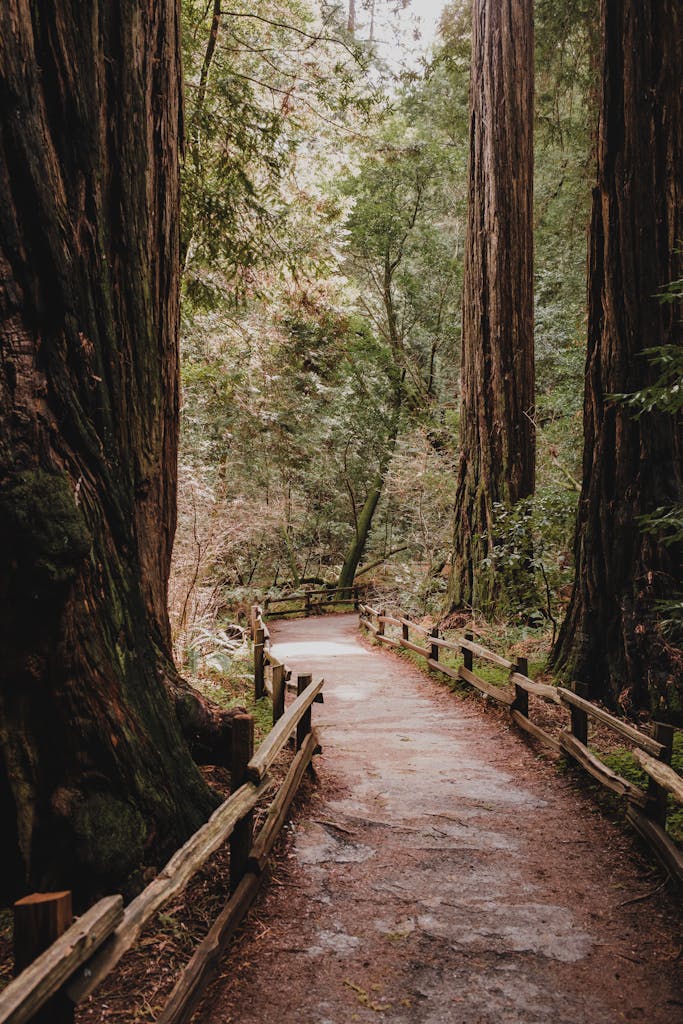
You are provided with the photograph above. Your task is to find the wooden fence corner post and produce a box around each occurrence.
[296,674,313,751]
[230,714,254,893]
[272,663,285,725]
[353,586,359,610]
[513,655,529,717]
[254,627,265,700]
[569,680,589,746]
[430,627,440,663]
[463,631,474,672]
[646,721,675,827]
[14,890,75,1023]
[402,621,409,643]
[377,610,385,638]
[305,591,312,617]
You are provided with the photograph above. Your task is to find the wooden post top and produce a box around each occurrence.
[14,891,72,907]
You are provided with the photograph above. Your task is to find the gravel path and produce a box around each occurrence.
[199,614,682,1024]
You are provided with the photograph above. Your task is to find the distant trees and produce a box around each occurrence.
[0,0,228,899]
[551,0,683,711]
[447,0,536,614]
[336,102,461,591]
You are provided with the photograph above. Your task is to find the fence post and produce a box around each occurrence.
[14,891,75,1023]
[462,631,473,671]
[568,680,589,746]
[353,586,359,610]
[401,621,409,643]
[230,714,254,893]
[430,627,440,663]
[249,604,259,640]
[304,591,312,617]
[272,663,285,725]
[377,610,385,638]
[296,674,313,750]
[254,627,265,700]
[513,655,529,717]
[646,722,675,827]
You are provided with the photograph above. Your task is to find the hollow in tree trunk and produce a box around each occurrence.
[551,0,683,712]
[0,1,231,902]
[447,0,536,615]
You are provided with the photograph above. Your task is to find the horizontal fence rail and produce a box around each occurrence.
[2,620,325,1024]
[358,603,683,885]
[263,585,360,618]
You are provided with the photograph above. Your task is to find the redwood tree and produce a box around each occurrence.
[552,0,683,710]
[0,2,227,901]
[447,0,535,613]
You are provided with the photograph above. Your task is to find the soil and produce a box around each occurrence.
[196,614,682,1024]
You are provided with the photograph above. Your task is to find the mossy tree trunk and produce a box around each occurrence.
[338,456,395,593]
[551,0,683,711]
[446,0,535,616]
[0,1,227,902]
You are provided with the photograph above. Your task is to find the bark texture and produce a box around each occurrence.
[447,0,535,613]
[0,1,219,901]
[552,1,683,711]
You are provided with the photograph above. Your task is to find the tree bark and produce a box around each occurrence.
[0,1,226,901]
[447,0,535,614]
[338,469,389,592]
[551,0,683,711]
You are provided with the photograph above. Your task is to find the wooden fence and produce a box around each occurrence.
[0,634,323,1024]
[359,603,683,885]
[263,585,360,619]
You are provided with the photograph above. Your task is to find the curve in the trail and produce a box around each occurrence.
[202,614,682,1024]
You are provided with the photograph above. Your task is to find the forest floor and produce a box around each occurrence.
[194,614,682,1024]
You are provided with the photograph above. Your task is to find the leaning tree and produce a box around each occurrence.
[552,0,683,711]
[446,0,536,615]
[0,1,234,901]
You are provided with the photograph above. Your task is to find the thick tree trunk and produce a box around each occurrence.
[447,0,535,614]
[551,1,683,712]
[0,2,226,901]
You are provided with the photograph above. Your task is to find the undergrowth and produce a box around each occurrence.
[188,633,273,744]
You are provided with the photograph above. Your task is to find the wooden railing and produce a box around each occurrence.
[1,658,324,1023]
[359,603,683,884]
[263,585,360,618]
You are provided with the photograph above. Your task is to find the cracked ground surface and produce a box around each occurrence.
[198,614,682,1024]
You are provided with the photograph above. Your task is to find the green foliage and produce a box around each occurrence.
[172,0,603,653]
[601,731,683,844]
[181,0,379,303]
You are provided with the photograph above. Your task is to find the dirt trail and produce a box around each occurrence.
[200,614,682,1024]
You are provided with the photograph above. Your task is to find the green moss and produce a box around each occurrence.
[601,733,683,845]
[0,468,91,589]
[73,792,146,879]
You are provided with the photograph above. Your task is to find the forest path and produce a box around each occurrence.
[200,614,681,1024]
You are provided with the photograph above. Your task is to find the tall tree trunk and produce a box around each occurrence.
[0,1,225,902]
[551,1,683,711]
[447,0,535,614]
